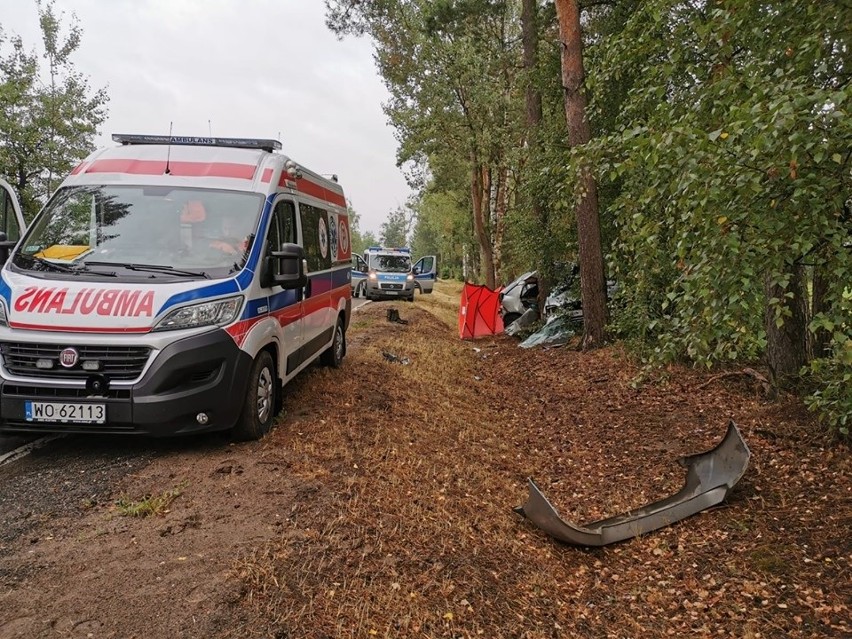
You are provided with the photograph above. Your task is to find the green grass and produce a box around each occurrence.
[115,486,183,518]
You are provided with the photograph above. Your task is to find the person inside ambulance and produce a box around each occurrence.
[179,200,249,259]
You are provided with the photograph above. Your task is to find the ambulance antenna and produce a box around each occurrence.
[164,121,173,175]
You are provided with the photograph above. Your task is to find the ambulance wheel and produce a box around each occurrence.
[320,318,346,368]
[232,351,277,441]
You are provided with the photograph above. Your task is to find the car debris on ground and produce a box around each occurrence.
[514,421,751,546]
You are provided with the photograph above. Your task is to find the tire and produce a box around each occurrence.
[320,317,346,368]
[232,351,277,441]
[406,292,415,302]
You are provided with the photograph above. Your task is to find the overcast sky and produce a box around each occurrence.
[1,0,411,235]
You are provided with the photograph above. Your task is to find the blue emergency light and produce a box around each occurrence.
[112,134,282,153]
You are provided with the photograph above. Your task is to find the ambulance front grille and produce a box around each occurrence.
[0,343,151,381]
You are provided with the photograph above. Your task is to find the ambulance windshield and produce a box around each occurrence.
[12,185,263,280]
[370,255,411,273]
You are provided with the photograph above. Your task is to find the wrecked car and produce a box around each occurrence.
[499,270,539,327]
[500,266,619,339]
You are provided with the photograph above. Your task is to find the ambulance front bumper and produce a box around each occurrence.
[0,328,253,436]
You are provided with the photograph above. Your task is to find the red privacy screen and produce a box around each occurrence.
[459,282,504,339]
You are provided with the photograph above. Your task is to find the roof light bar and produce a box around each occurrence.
[111,134,282,152]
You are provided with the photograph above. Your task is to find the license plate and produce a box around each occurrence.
[25,401,106,424]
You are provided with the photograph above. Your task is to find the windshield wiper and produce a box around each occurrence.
[84,261,210,279]
[17,254,118,276]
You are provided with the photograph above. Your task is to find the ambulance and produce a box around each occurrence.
[351,246,436,301]
[0,134,352,440]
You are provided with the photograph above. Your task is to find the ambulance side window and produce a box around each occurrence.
[276,200,296,244]
[299,204,330,273]
[267,199,296,278]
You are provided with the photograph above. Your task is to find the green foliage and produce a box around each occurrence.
[380,204,413,246]
[327,0,526,286]
[346,205,379,256]
[804,293,852,437]
[575,0,851,431]
[329,0,850,432]
[410,188,471,278]
[0,1,108,220]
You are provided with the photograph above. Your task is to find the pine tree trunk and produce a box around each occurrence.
[555,0,607,349]
[522,0,551,312]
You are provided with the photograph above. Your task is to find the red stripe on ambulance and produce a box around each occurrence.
[85,159,257,180]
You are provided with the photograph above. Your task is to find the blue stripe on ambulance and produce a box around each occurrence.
[235,195,274,289]
[158,279,242,316]
[0,276,10,306]
[330,267,350,288]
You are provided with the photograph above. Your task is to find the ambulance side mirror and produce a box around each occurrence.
[264,242,306,289]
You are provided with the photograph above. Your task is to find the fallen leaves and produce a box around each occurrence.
[228,294,850,639]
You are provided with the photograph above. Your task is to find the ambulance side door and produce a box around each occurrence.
[413,255,437,293]
[265,198,302,375]
[0,179,26,261]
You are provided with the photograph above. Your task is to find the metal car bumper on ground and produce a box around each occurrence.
[515,421,751,546]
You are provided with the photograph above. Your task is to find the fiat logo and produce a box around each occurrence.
[59,347,79,368]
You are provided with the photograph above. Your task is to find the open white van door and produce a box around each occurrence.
[413,255,437,294]
[0,178,26,262]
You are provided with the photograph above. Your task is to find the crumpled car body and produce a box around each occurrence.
[515,421,751,546]
[500,271,539,323]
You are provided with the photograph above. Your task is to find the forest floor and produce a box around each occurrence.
[0,280,848,639]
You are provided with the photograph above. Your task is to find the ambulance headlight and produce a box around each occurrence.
[0,302,6,327]
[153,296,243,332]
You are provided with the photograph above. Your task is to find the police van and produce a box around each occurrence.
[0,134,352,440]
[351,246,436,301]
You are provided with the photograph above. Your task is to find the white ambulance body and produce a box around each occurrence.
[0,135,352,440]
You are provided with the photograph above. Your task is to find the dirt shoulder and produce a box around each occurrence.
[0,282,849,638]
